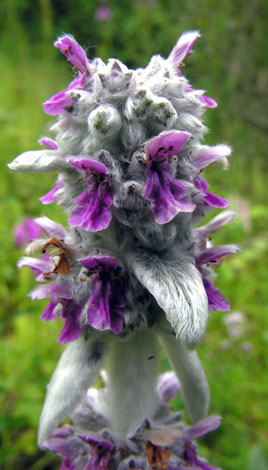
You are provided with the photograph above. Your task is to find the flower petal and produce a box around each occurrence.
[18,256,53,275]
[168,31,200,67]
[156,371,181,403]
[30,283,72,300]
[203,277,230,311]
[182,415,221,442]
[145,131,191,159]
[55,35,91,75]
[14,218,43,248]
[199,95,218,108]
[43,74,87,116]
[86,277,124,334]
[58,301,82,343]
[67,157,108,174]
[41,300,58,321]
[80,256,118,271]
[143,171,195,224]
[192,145,231,170]
[39,137,58,150]
[195,176,229,209]
[195,244,240,266]
[40,177,63,204]
[195,210,236,251]
[34,216,68,240]
[78,432,113,450]
[68,188,113,232]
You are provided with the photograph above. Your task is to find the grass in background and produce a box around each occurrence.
[1,1,268,468]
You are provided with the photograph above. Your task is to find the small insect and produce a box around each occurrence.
[42,237,72,278]
[145,441,172,470]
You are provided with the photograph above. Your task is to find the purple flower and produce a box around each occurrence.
[195,244,239,267]
[14,218,43,248]
[94,5,113,22]
[192,145,231,170]
[31,284,82,343]
[81,256,126,334]
[39,137,58,150]
[17,256,54,282]
[194,210,236,251]
[45,427,86,470]
[168,33,218,110]
[43,74,87,116]
[78,433,114,470]
[185,85,218,109]
[202,277,230,311]
[182,415,221,444]
[181,416,222,470]
[55,36,91,75]
[142,132,195,224]
[40,176,63,205]
[156,372,180,403]
[68,157,113,232]
[168,31,200,71]
[194,176,229,209]
[199,94,218,108]
[43,36,91,116]
[195,245,239,311]
[34,216,68,240]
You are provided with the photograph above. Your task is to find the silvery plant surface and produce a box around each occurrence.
[9,31,239,469]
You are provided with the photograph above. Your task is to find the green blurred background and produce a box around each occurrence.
[1,1,268,469]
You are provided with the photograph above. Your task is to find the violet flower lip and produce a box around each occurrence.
[67,157,113,232]
[142,131,195,224]
[81,256,126,334]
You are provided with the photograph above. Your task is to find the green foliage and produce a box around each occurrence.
[1,1,268,469]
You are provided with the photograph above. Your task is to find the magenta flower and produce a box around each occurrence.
[43,36,91,116]
[68,157,113,232]
[40,176,63,205]
[34,216,68,240]
[181,415,222,470]
[194,176,229,209]
[192,145,231,170]
[202,277,230,312]
[43,74,87,116]
[17,256,54,282]
[168,31,200,71]
[194,210,235,251]
[199,94,218,108]
[55,36,91,75]
[195,245,239,311]
[168,33,218,109]
[142,132,195,224]
[78,433,114,469]
[45,427,87,469]
[195,245,239,267]
[14,218,43,248]
[31,284,82,343]
[39,137,58,150]
[94,5,113,22]
[156,371,180,403]
[81,256,126,334]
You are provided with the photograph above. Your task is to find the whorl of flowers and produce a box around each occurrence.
[9,31,238,469]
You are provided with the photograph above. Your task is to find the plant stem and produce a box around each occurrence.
[105,328,159,436]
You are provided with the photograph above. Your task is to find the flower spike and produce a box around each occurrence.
[11,30,235,470]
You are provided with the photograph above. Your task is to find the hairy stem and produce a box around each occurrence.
[105,328,159,436]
